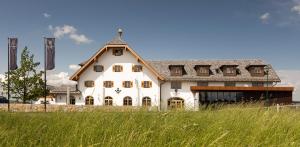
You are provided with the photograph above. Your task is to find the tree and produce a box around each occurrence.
[2,47,47,103]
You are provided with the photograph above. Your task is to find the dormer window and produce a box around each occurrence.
[247,65,265,77]
[112,48,123,56]
[195,65,210,76]
[170,65,184,76]
[221,65,238,76]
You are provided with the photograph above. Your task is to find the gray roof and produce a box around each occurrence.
[147,59,281,82]
[49,85,81,94]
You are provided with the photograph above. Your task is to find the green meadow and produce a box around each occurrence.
[1,106,300,147]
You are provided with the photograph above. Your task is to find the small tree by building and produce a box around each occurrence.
[2,47,47,103]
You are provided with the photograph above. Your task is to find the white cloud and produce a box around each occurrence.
[70,34,92,44]
[277,70,300,101]
[69,64,81,71]
[49,24,92,44]
[47,71,77,87]
[260,12,270,23]
[43,13,51,18]
[291,4,300,14]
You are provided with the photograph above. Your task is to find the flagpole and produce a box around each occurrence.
[7,38,10,112]
[44,37,47,112]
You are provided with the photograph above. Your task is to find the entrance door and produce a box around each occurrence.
[168,97,184,109]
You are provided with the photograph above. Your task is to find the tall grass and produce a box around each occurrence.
[1,106,300,146]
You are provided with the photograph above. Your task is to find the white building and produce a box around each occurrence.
[68,29,293,110]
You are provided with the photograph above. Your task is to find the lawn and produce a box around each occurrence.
[0,106,300,146]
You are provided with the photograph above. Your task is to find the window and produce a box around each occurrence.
[123,81,133,88]
[132,65,143,72]
[84,81,94,87]
[85,96,94,105]
[142,97,151,107]
[224,82,236,87]
[142,81,152,88]
[113,48,123,56]
[70,96,76,105]
[223,66,237,76]
[94,65,104,72]
[171,81,182,89]
[197,82,208,86]
[249,66,264,77]
[104,96,113,106]
[113,65,123,72]
[123,96,132,106]
[170,66,183,76]
[196,66,210,76]
[104,81,114,88]
[253,67,263,74]
[252,82,264,87]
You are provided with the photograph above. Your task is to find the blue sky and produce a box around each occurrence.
[0,0,299,95]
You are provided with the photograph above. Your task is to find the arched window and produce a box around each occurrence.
[85,96,94,105]
[123,96,132,106]
[70,96,76,105]
[142,97,151,107]
[104,96,113,106]
[168,97,184,109]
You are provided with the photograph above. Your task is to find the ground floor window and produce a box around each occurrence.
[142,97,151,107]
[123,96,132,106]
[85,96,94,105]
[104,96,113,106]
[168,97,184,109]
[70,96,76,105]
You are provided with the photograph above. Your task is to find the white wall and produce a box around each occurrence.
[54,94,83,105]
[78,48,160,107]
[161,81,197,110]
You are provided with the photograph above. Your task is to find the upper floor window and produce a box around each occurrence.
[224,82,236,87]
[142,81,152,88]
[195,66,210,76]
[94,65,104,72]
[252,82,264,87]
[112,48,123,56]
[113,65,123,72]
[170,66,184,76]
[104,81,114,88]
[197,82,208,86]
[84,81,94,87]
[123,81,133,88]
[171,81,182,89]
[132,65,143,72]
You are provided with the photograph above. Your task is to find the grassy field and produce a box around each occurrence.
[1,106,300,146]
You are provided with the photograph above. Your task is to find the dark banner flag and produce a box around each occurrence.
[9,38,18,70]
[46,38,55,70]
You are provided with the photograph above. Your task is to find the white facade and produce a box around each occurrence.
[68,31,289,110]
[77,48,160,108]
